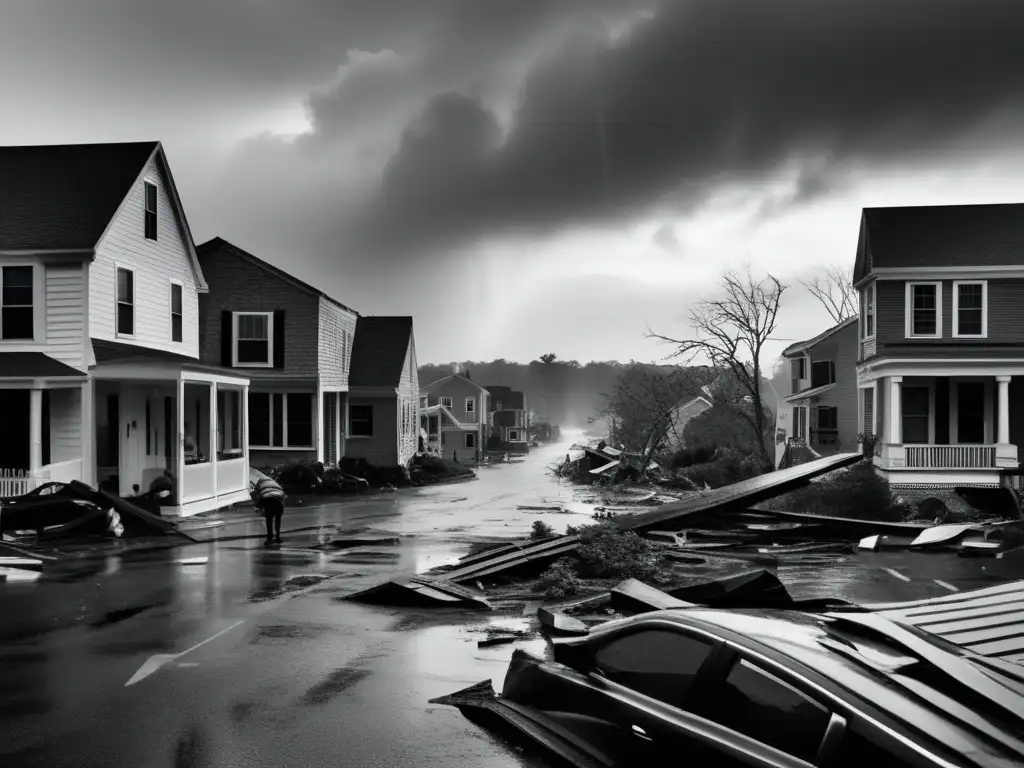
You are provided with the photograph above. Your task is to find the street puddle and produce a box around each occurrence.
[300,667,373,706]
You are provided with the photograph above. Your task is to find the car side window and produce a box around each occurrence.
[593,629,715,709]
[709,658,831,763]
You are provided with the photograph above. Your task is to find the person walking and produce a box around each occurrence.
[253,475,287,546]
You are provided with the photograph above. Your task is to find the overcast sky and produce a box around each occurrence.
[6,0,1024,365]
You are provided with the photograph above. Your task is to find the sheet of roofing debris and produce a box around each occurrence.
[865,580,1024,664]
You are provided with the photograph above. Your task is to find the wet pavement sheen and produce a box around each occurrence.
[0,435,1019,766]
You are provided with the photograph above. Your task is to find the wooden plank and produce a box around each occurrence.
[942,624,1024,647]
[439,536,580,583]
[966,634,1024,657]
[610,579,696,613]
[894,594,1024,621]
[892,600,1024,627]
[924,610,1024,636]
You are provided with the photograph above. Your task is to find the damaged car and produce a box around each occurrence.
[435,608,1024,768]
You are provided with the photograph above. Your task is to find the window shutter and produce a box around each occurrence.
[221,311,233,366]
[273,310,286,369]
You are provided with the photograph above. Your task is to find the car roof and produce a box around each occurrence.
[581,608,1024,766]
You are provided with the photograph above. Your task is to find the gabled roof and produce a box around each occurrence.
[785,382,837,403]
[349,316,414,389]
[782,316,858,357]
[422,371,489,395]
[853,202,1024,283]
[0,141,207,290]
[485,385,524,410]
[195,237,358,314]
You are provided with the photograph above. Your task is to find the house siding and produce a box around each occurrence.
[49,387,81,463]
[396,339,419,466]
[44,262,87,370]
[874,278,1024,359]
[317,297,357,389]
[424,376,488,423]
[346,396,398,466]
[91,153,200,357]
[196,246,320,378]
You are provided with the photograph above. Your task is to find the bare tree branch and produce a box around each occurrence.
[800,264,856,323]
[647,263,785,465]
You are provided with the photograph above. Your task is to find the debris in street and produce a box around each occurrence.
[755,542,852,555]
[175,557,208,565]
[909,523,980,549]
[0,556,44,571]
[537,606,590,636]
[435,535,581,584]
[315,535,401,550]
[958,540,1006,557]
[857,534,917,551]
[346,576,492,611]
[517,505,565,512]
[666,569,793,608]
[747,504,931,540]
[477,636,518,648]
[610,579,696,613]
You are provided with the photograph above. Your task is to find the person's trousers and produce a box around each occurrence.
[262,499,284,539]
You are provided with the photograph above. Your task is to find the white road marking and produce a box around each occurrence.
[176,662,199,668]
[125,619,245,687]
[934,580,960,592]
[883,567,911,582]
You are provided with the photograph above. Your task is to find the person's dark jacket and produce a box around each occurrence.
[252,477,286,509]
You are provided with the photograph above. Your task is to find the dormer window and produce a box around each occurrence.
[144,181,158,240]
[905,281,941,338]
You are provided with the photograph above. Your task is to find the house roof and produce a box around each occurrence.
[0,352,87,378]
[853,202,1024,283]
[0,141,159,252]
[785,382,837,403]
[422,371,490,395]
[782,316,858,357]
[196,237,358,315]
[349,316,414,389]
[672,395,713,421]
[485,385,524,410]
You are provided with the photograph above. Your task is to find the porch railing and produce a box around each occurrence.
[0,469,33,497]
[905,444,997,469]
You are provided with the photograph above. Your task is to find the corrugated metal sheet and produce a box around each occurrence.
[867,580,1024,664]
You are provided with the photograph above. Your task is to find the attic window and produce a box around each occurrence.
[144,181,158,240]
[466,397,476,414]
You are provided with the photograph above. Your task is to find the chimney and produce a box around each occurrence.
[452,362,461,375]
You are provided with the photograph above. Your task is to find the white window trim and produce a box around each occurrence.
[439,396,453,409]
[861,282,876,341]
[0,262,39,343]
[232,311,274,368]
[508,429,520,441]
[115,263,136,339]
[904,281,942,339]
[951,280,988,339]
[144,179,158,240]
[465,397,476,414]
[348,403,374,439]
[248,391,315,449]
[169,279,184,343]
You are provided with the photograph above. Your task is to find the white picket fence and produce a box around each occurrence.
[0,469,32,497]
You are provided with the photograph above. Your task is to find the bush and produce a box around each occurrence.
[534,557,583,600]
[677,447,769,489]
[767,460,899,521]
[571,521,667,582]
[275,462,322,493]
[692,446,714,465]
[530,520,556,540]
[671,449,694,469]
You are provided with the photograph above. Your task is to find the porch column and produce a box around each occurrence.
[29,388,43,474]
[871,380,879,436]
[889,376,902,444]
[81,379,95,486]
[242,383,250,463]
[176,378,185,506]
[210,382,218,497]
[998,376,1012,444]
[315,384,325,463]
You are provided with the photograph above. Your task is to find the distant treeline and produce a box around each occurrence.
[418,355,691,428]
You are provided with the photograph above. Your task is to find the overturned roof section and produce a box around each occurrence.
[195,237,358,315]
[783,316,858,357]
[0,141,159,251]
[349,316,414,389]
[854,202,1024,283]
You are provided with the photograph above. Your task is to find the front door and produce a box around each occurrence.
[958,382,986,444]
[119,387,147,496]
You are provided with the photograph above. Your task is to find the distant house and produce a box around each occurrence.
[662,395,714,452]
[0,141,250,516]
[782,316,859,455]
[485,385,529,453]
[855,202,1024,489]
[421,365,489,463]
[195,237,358,468]
[346,316,420,468]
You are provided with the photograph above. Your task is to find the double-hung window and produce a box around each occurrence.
[1,265,34,340]
[233,312,273,367]
[861,283,875,338]
[116,266,135,336]
[349,404,373,437]
[439,396,453,409]
[953,281,986,338]
[170,282,183,342]
[906,282,941,338]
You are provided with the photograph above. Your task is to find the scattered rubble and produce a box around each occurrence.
[537,607,589,636]
[346,576,492,611]
[610,578,695,613]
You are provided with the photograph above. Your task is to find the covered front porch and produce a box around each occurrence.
[859,369,1022,486]
[91,359,250,517]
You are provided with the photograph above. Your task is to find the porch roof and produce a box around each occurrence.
[0,352,87,379]
[90,340,249,384]
[422,403,462,428]
[785,382,836,403]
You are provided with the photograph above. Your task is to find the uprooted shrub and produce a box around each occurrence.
[534,557,583,599]
[530,520,556,540]
[566,521,669,582]
[676,447,770,489]
[764,460,901,521]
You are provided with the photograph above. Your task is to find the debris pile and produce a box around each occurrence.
[552,440,663,485]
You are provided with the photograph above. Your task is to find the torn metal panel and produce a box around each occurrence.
[345,577,492,610]
[865,580,1024,663]
[749,505,932,540]
[910,523,980,549]
[610,579,696,613]
[620,452,862,533]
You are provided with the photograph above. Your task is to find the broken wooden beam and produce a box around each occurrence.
[537,606,590,636]
[610,579,696,613]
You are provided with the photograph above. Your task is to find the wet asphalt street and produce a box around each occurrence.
[2,435,1022,767]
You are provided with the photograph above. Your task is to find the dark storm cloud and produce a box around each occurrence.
[342,0,1024,258]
